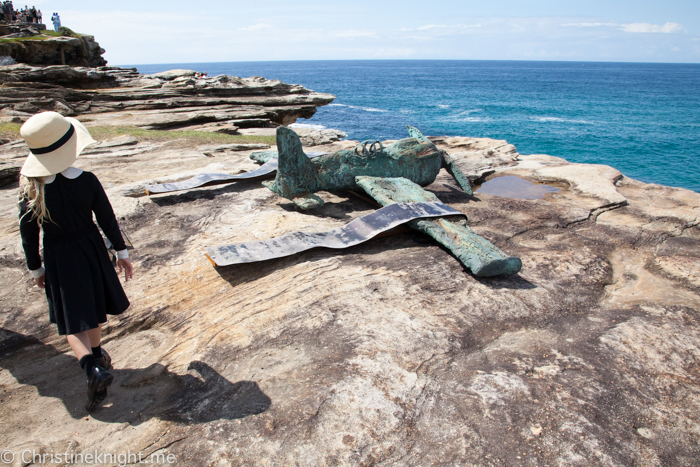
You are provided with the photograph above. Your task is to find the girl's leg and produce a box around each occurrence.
[66,332,92,360]
[68,327,113,412]
[86,324,101,348]
[86,324,111,369]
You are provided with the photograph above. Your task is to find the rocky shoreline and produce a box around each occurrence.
[1,110,699,464]
[0,64,341,186]
[2,18,697,464]
[0,65,336,129]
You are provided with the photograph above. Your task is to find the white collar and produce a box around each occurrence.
[42,167,83,184]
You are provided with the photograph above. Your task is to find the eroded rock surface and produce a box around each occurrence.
[0,133,699,466]
[0,65,336,131]
[289,125,348,146]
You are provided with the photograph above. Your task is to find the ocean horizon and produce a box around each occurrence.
[121,60,700,193]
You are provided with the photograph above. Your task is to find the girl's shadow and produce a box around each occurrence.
[0,329,270,425]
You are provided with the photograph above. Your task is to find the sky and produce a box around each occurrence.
[29,0,700,65]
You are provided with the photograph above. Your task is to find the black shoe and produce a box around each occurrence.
[98,348,112,370]
[86,365,113,412]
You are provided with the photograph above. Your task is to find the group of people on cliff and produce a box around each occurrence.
[0,2,43,25]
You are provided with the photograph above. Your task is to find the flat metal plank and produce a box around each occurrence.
[145,161,279,194]
[145,152,327,194]
[206,202,463,266]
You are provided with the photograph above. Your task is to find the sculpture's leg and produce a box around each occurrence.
[355,176,521,276]
[405,125,473,195]
[441,151,473,195]
[410,218,521,276]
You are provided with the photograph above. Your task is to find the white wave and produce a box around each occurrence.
[289,123,327,130]
[437,104,450,109]
[454,108,483,116]
[326,103,387,113]
[531,116,594,124]
[442,116,491,123]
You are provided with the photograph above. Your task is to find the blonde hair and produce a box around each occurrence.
[19,175,53,226]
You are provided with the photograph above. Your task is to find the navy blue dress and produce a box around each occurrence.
[19,171,130,335]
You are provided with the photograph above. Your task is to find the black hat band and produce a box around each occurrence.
[29,124,75,155]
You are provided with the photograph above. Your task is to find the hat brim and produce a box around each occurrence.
[20,118,96,178]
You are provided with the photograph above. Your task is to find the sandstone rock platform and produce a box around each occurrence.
[1,132,699,466]
[0,65,336,133]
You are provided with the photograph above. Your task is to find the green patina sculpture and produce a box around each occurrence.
[356,176,522,276]
[260,125,521,275]
[264,126,473,209]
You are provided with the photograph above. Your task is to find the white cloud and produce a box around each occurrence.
[621,22,683,34]
[238,23,274,31]
[561,22,617,28]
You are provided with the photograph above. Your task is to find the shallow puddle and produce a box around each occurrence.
[475,175,560,200]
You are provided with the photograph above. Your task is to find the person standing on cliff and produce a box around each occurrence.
[51,11,60,31]
[4,1,12,23]
[18,112,134,413]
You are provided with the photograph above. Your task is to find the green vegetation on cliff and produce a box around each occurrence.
[0,27,82,44]
[0,123,276,146]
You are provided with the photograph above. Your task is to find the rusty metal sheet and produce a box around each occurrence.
[206,202,463,266]
[144,151,327,195]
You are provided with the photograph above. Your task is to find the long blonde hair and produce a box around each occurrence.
[19,175,53,226]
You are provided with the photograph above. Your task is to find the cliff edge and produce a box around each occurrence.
[0,24,106,67]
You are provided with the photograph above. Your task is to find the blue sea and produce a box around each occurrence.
[123,61,700,193]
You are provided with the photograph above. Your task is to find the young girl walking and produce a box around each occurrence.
[18,111,133,412]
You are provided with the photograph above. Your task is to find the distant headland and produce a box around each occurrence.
[0,18,106,67]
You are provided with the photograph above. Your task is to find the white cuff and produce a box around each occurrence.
[116,249,129,260]
[30,266,45,278]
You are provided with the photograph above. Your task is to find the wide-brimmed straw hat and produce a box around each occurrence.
[20,111,96,177]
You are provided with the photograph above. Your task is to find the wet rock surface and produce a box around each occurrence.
[0,134,699,466]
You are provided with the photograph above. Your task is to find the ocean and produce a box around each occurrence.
[123,60,700,193]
